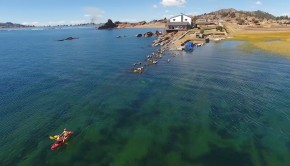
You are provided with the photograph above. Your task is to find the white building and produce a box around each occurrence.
[166,14,192,32]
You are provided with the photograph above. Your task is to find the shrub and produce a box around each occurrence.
[216,26,223,31]
[230,13,236,18]
[237,19,245,25]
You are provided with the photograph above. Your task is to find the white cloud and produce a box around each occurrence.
[22,21,40,26]
[153,4,158,8]
[84,7,104,23]
[160,0,186,7]
[256,1,262,5]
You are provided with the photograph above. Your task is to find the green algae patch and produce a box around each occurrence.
[111,127,153,166]
[231,32,290,57]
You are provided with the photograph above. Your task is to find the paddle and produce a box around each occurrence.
[49,135,58,140]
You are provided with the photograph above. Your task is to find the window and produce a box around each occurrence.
[173,19,175,21]
[185,19,188,21]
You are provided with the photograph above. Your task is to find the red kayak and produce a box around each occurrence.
[51,131,73,150]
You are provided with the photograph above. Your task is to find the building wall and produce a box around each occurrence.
[169,15,192,24]
[182,15,192,24]
[170,16,182,22]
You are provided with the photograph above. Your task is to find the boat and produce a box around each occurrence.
[184,41,195,52]
[51,131,73,150]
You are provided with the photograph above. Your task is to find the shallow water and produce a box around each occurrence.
[0,27,290,166]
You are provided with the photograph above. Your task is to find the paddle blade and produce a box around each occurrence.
[49,135,58,140]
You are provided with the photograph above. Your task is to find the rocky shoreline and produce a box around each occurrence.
[130,31,182,74]
[129,30,221,74]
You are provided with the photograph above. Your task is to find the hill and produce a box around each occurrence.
[0,22,32,28]
[205,8,277,20]
[198,8,289,22]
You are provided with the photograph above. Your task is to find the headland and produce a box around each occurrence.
[116,9,290,58]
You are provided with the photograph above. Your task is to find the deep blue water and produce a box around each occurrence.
[0,27,290,166]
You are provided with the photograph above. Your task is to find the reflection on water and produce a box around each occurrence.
[0,28,290,166]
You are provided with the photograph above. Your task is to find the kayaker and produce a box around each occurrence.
[56,135,62,143]
[61,128,69,142]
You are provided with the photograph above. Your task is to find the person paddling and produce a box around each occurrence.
[55,135,62,143]
[54,128,69,143]
[62,128,69,142]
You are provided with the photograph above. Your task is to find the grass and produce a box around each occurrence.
[231,32,290,58]
[202,26,217,30]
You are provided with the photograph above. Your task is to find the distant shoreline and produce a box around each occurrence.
[117,23,166,29]
[2,21,290,58]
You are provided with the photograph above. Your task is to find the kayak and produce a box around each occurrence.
[51,131,73,150]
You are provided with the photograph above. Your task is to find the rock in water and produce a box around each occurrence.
[136,34,143,37]
[144,31,154,37]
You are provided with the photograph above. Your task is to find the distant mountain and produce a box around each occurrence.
[0,22,31,28]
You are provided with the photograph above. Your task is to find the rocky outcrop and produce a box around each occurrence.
[58,37,79,41]
[152,35,172,46]
[143,31,154,37]
[136,31,161,37]
[98,19,117,30]
[139,21,146,25]
[136,34,143,37]
[155,30,162,36]
[130,32,180,74]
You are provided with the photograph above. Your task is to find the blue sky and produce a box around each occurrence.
[0,0,289,26]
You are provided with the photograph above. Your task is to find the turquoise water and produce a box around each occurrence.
[0,27,290,166]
